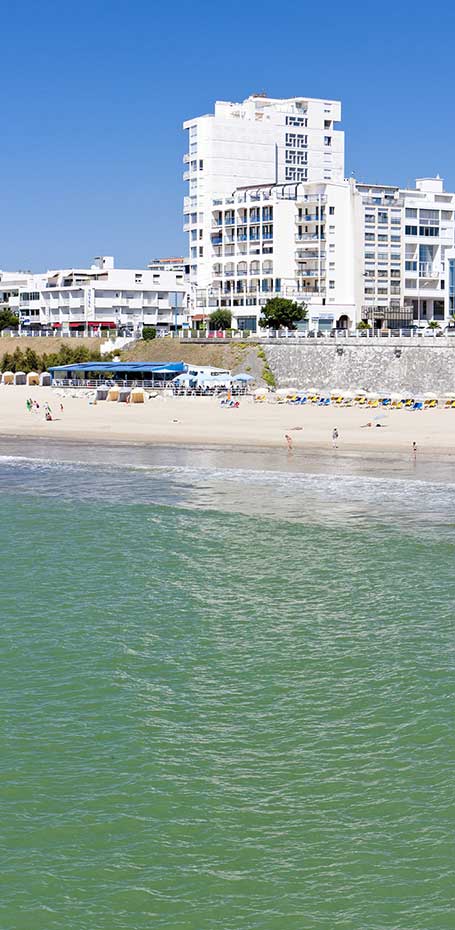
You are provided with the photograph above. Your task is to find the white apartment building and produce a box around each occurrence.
[1,257,188,334]
[195,178,359,333]
[358,177,454,329]
[183,93,344,290]
[190,175,455,333]
[183,93,455,333]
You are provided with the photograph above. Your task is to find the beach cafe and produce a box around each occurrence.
[48,361,187,388]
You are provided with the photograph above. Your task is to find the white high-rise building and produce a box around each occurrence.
[183,94,455,334]
[183,94,344,290]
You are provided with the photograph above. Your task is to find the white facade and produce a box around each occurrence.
[358,177,454,328]
[1,258,189,334]
[195,179,359,332]
[183,93,344,289]
[191,174,455,333]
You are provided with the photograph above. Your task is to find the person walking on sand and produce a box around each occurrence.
[332,427,339,449]
[285,433,293,451]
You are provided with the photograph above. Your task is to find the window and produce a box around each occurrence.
[405,261,417,271]
[405,208,417,218]
[324,136,331,146]
[365,213,375,223]
[329,280,335,289]
[378,211,388,224]
[405,225,418,235]
[405,279,417,289]
[365,233,375,241]
[364,252,374,259]
[199,247,203,257]
[134,274,142,283]
[378,235,388,242]
[324,119,332,129]
[391,235,401,242]
[420,226,439,237]
[329,206,335,215]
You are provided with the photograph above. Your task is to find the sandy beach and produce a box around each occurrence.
[1,385,455,461]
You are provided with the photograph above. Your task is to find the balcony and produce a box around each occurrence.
[183,171,190,181]
[297,194,327,205]
[296,234,326,243]
[296,250,325,260]
[296,214,321,223]
[183,153,190,164]
[419,263,439,278]
[211,236,223,245]
[297,269,325,278]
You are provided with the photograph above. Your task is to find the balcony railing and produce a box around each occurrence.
[296,234,326,242]
[296,214,321,223]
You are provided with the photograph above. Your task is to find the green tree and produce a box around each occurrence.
[209,309,232,331]
[24,347,40,372]
[0,309,19,332]
[259,298,307,331]
[142,326,157,341]
[1,352,13,372]
[357,319,371,330]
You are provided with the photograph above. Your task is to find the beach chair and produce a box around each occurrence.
[412,401,423,411]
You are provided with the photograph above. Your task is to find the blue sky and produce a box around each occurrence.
[2,0,455,271]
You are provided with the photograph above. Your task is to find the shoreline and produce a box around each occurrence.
[1,386,455,482]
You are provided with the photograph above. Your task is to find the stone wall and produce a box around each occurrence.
[264,342,455,394]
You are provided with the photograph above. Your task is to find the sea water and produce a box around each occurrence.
[1,440,453,930]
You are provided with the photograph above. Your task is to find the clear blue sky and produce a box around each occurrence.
[2,0,455,271]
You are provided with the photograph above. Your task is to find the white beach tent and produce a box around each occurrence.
[130,387,145,404]
[40,372,52,386]
[14,371,26,385]
[26,371,40,386]
[2,371,14,384]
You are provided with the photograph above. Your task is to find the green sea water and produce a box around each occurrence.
[1,445,454,930]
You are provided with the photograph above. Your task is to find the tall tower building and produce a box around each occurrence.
[183,94,344,289]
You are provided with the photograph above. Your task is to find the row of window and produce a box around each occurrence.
[405,225,440,237]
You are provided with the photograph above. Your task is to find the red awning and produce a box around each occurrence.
[69,322,85,327]
[52,323,62,328]
[88,321,116,328]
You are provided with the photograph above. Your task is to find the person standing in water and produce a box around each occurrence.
[332,427,339,449]
[285,433,293,451]
[412,441,417,460]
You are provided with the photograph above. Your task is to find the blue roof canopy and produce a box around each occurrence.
[48,361,187,375]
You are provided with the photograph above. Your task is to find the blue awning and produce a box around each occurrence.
[48,361,187,375]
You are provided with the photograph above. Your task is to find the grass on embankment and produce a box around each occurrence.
[121,340,268,383]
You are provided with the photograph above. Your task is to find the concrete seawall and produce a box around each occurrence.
[264,341,455,394]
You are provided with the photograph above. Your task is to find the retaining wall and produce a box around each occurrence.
[264,343,455,394]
